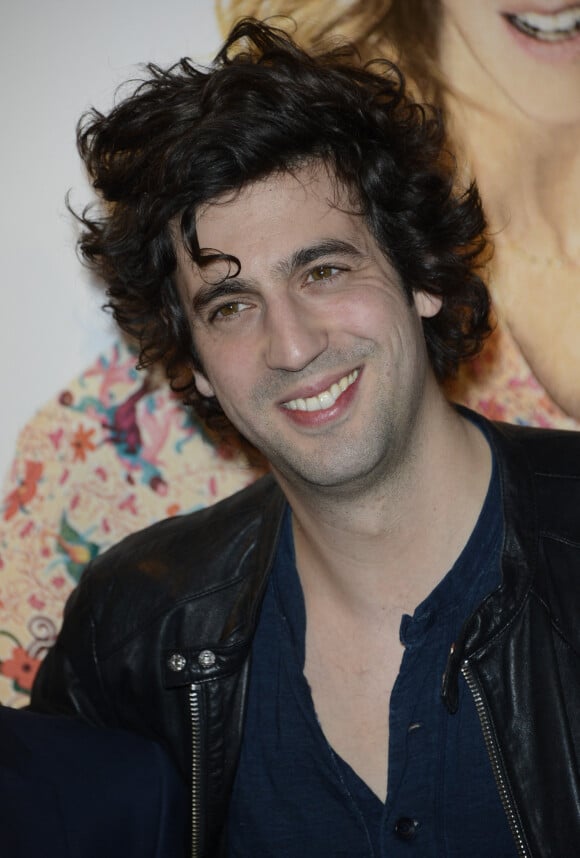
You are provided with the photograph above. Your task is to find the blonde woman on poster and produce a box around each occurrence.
[218,0,580,428]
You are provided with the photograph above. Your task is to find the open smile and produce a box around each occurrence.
[281,369,360,413]
[504,6,580,42]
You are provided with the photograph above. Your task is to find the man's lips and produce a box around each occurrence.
[280,369,360,413]
[504,6,580,42]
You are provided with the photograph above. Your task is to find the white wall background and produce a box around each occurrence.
[0,0,222,483]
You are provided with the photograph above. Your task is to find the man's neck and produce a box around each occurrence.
[276,399,492,623]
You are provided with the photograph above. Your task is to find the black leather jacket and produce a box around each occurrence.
[32,413,580,858]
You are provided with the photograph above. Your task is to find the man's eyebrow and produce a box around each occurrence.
[277,239,367,277]
[192,279,254,315]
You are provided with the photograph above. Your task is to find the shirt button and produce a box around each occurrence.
[394,817,419,841]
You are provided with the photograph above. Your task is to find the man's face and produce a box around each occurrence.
[178,165,441,494]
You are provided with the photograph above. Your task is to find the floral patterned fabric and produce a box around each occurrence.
[1,325,578,707]
[0,340,260,707]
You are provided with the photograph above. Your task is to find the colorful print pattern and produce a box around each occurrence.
[0,340,260,707]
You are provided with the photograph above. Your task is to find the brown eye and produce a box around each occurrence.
[217,302,241,317]
[211,300,251,321]
[309,265,339,282]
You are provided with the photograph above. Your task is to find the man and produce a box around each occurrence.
[0,704,187,857]
[31,18,580,858]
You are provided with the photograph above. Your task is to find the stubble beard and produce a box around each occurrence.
[231,342,429,502]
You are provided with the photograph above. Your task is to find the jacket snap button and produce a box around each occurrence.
[198,649,216,669]
[167,653,187,672]
[394,817,419,841]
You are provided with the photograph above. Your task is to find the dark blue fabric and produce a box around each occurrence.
[0,704,188,858]
[228,450,518,857]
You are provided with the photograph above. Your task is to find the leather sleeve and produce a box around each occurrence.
[30,566,117,726]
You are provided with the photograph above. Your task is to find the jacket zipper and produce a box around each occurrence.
[461,662,530,858]
[188,684,202,858]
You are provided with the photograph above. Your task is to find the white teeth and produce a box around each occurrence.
[317,391,334,409]
[282,369,359,413]
[509,8,580,41]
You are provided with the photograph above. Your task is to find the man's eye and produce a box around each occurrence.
[212,301,248,320]
[308,265,340,282]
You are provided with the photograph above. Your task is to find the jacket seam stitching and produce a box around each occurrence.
[539,530,580,549]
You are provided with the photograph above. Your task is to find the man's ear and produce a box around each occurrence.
[193,369,215,399]
[413,290,442,319]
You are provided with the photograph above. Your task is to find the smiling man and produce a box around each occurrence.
[185,168,445,495]
[31,18,580,858]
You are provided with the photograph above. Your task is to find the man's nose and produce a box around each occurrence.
[264,296,329,372]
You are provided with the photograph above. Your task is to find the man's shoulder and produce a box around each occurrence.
[490,419,580,545]
[493,419,580,479]
[79,473,285,616]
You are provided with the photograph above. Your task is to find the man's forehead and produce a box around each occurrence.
[195,164,359,233]
[190,166,368,268]
[196,160,356,216]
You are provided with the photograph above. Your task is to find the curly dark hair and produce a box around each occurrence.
[75,17,491,430]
